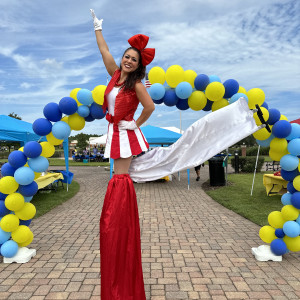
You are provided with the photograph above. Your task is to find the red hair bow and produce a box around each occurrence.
[128,34,155,66]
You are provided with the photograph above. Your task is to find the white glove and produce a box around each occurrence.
[118,120,138,131]
[90,9,103,31]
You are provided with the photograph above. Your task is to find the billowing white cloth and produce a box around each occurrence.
[129,98,260,182]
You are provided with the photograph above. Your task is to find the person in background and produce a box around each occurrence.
[91,9,155,299]
[195,163,205,181]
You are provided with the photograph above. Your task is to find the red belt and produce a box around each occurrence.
[106,113,114,123]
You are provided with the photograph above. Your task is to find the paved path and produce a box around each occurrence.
[0,166,300,300]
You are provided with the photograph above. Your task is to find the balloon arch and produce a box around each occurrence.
[0,65,299,260]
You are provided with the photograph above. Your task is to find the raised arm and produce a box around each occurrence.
[90,9,119,77]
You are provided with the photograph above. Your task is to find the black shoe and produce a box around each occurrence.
[196,177,200,181]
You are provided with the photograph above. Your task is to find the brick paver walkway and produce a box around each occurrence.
[0,166,299,300]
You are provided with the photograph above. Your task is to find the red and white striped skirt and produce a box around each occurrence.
[104,123,149,159]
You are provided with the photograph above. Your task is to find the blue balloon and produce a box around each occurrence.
[23,141,42,158]
[270,239,287,256]
[0,200,9,217]
[77,89,94,105]
[175,82,192,99]
[286,123,300,140]
[202,99,213,111]
[296,215,300,225]
[0,228,11,244]
[14,167,35,185]
[24,196,33,203]
[272,120,292,138]
[275,228,285,239]
[28,156,49,173]
[268,108,281,125]
[1,163,17,177]
[194,74,209,91]
[0,240,18,258]
[281,193,292,206]
[18,181,38,197]
[149,83,165,100]
[280,154,299,171]
[287,138,300,156]
[0,193,7,200]
[287,181,297,194]
[153,98,164,105]
[223,79,239,98]
[52,121,71,140]
[90,103,106,119]
[209,75,221,83]
[261,101,269,110]
[84,113,95,122]
[256,134,274,147]
[176,98,189,111]
[59,97,78,115]
[229,93,248,104]
[43,102,62,122]
[283,221,300,237]
[8,151,27,169]
[32,118,52,136]
[19,219,32,226]
[162,89,179,106]
[281,168,299,182]
[77,105,90,117]
[291,192,300,209]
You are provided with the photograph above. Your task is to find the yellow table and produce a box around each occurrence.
[263,174,287,196]
[35,173,64,190]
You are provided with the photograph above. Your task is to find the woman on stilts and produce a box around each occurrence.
[90,9,155,299]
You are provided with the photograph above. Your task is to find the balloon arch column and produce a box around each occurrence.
[0,65,299,262]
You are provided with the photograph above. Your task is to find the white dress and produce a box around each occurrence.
[104,87,149,159]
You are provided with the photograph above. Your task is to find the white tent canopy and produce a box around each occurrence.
[89,135,107,145]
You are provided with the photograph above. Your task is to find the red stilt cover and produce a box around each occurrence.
[100,174,146,299]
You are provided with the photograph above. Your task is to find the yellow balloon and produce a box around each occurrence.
[18,147,24,152]
[281,205,299,221]
[283,236,300,252]
[68,113,85,131]
[61,116,69,123]
[294,175,300,191]
[12,225,31,244]
[268,211,285,228]
[40,142,55,158]
[5,193,25,211]
[188,91,207,111]
[165,65,184,88]
[15,203,36,221]
[247,88,265,109]
[269,149,288,162]
[212,98,229,112]
[280,115,288,121]
[0,214,19,232]
[18,230,34,247]
[0,176,19,194]
[259,226,276,244]
[253,127,272,140]
[253,107,269,125]
[148,67,166,85]
[270,138,288,153]
[183,70,197,88]
[92,85,107,105]
[238,86,247,94]
[205,82,225,101]
[46,132,63,146]
[70,88,82,107]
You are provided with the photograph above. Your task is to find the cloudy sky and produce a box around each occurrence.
[0,0,299,136]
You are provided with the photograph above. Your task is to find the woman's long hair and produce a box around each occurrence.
[120,47,146,90]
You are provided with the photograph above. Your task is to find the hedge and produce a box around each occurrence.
[231,156,265,173]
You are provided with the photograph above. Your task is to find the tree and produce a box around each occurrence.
[8,112,22,120]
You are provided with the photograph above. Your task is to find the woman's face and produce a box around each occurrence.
[121,49,140,73]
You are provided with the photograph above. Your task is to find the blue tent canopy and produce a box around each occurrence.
[141,125,182,146]
[0,115,46,146]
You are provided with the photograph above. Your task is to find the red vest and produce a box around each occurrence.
[103,69,140,125]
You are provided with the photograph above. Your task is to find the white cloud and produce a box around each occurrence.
[20,82,33,89]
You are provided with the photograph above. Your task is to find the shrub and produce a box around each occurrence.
[231,156,265,173]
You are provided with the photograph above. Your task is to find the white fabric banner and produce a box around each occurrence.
[129,98,260,182]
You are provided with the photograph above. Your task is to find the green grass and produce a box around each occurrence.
[31,180,80,219]
[203,173,283,226]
